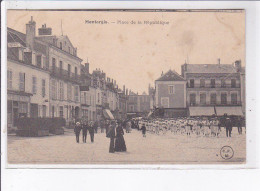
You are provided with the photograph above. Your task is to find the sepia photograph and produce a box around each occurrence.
[6,9,246,165]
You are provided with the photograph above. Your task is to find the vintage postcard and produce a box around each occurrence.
[5,9,246,165]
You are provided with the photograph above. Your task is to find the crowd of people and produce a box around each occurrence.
[73,115,245,153]
[73,119,127,153]
[137,115,245,138]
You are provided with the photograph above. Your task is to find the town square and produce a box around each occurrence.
[6,10,245,164]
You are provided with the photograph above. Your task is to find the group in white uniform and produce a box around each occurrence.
[138,117,220,137]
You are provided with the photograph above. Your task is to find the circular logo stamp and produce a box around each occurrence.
[220,146,234,160]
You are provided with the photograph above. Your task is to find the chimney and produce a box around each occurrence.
[84,62,89,73]
[218,58,221,65]
[234,60,241,72]
[123,85,125,94]
[112,79,114,83]
[161,71,163,76]
[26,16,36,49]
[126,88,128,96]
[38,23,52,35]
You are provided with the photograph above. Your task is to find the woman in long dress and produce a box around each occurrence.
[115,122,127,152]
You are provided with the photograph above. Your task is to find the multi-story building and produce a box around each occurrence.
[181,60,244,116]
[92,69,106,121]
[7,19,50,131]
[155,70,187,117]
[127,91,150,117]
[117,85,128,120]
[106,78,119,118]
[34,23,83,124]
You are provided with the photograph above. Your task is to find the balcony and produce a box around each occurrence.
[188,101,242,107]
[50,67,81,84]
[187,84,240,89]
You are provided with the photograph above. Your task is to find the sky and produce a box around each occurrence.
[7,10,245,94]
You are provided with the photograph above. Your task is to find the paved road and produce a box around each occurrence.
[7,128,246,164]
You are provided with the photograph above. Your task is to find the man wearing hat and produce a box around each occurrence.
[74,121,82,143]
[225,117,232,137]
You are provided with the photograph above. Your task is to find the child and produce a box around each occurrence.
[141,123,146,137]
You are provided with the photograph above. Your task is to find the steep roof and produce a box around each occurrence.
[185,64,238,74]
[156,70,185,81]
[7,27,26,47]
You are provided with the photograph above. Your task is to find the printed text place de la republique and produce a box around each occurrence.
[85,20,170,25]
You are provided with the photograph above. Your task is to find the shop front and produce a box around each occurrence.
[7,90,32,131]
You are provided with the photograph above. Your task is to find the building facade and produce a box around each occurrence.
[155,70,187,117]
[127,91,150,117]
[7,21,50,131]
[181,60,244,116]
[35,23,83,124]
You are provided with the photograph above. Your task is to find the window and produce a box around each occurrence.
[74,86,79,102]
[83,92,87,104]
[42,57,47,69]
[75,67,78,76]
[130,105,134,112]
[59,61,63,73]
[231,93,237,105]
[19,102,28,113]
[221,79,226,88]
[32,76,37,94]
[68,64,71,76]
[59,82,64,100]
[7,70,12,89]
[200,93,206,105]
[18,49,24,61]
[200,79,205,88]
[168,85,175,94]
[42,105,47,117]
[210,79,215,88]
[67,83,72,101]
[51,79,57,100]
[36,55,42,67]
[221,93,227,105]
[42,79,46,97]
[231,79,236,88]
[190,94,196,106]
[52,58,56,70]
[161,97,169,108]
[190,79,194,88]
[59,106,63,117]
[19,72,25,91]
[60,42,62,49]
[210,93,217,105]
[97,93,100,103]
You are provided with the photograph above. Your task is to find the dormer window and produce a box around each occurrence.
[68,47,70,54]
[18,48,24,61]
[36,55,42,68]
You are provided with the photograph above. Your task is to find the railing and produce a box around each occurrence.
[187,84,240,88]
[50,67,81,84]
[188,101,242,106]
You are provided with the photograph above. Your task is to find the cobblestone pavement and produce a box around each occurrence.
[7,128,246,164]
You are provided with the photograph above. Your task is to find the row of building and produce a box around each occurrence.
[7,17,246,131]
[153,59,245,118]
[7,17,129,131]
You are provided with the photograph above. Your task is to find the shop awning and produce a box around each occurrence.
[215,106,244,116]
[147,111,153,118]
[189,107,215,116]
[103,109,114,120]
